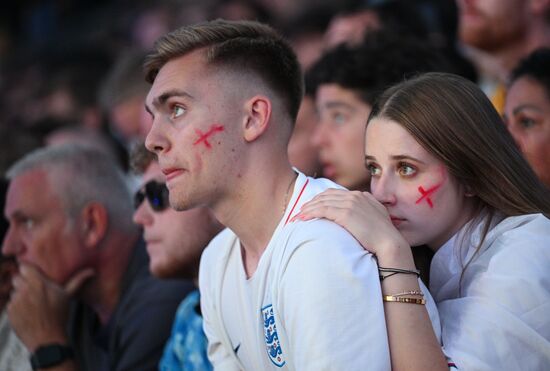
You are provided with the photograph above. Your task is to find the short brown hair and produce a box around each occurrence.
[130,142,157,175]
[144,19,304,122]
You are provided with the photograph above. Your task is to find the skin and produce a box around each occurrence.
[312,84,371,191]
[133,161,222,280]
[287,96,322,176]
[2,169,94,371]
[144,50,246,213]
[145,49,297,276]
[504,76,550,187]
[3,170,91,285]
[457,0,529,53]
[295,117,478,370]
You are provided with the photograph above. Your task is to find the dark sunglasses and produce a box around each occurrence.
[134,180,169,211]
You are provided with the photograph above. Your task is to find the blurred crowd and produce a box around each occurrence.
[1,0,550,370]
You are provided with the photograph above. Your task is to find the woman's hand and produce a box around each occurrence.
[294,188,408,259]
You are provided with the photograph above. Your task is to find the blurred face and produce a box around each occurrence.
[504,77,550,187]
[312,84,371,190]
[457,0,528,52]
[2,169,88,284]
[145,50,244,211]
[288,96,321,176]
[366,118,474,249]
[133,161,222,279]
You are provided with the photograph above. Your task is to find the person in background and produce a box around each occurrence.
[457,0,550,113]
[308,30,451,191]
[131,143,224,370]
[2,144,192,371]
[503,48,550,188]
[296,72,550,370]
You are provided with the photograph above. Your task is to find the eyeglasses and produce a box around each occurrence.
[134,180,169,211]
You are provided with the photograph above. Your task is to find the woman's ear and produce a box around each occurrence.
[243,95,272,142]
[79,202,108,248]
[464,185,476,197]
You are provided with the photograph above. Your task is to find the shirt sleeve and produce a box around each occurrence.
[276,220,391,371]
[199,237,243,371]
[438,232,550,370]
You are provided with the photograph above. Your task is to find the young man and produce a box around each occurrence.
[131,143,224,370]
[143,19,395,370]
[2,144,192,371]
[308,31,451,192]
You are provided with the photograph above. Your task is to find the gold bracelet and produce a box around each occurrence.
[383,295,426,305]
[392,290,424,297]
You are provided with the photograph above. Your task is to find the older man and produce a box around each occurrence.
[2,144,192,371]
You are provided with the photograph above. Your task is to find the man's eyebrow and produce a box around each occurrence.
[322,101,356,111]
[145,89,195,115]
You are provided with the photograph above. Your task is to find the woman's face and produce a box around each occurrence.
[365,117,475,250]
[504,76,550,188]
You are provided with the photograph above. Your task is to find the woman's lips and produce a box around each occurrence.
[390,216,406,226]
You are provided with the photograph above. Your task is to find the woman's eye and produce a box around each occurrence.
[398,163,416,177]
[367,164,381,176]
[519,117,536,129]
[172,105,185,118]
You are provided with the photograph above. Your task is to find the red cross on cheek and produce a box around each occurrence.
[193,124,225,149]
[415,183,442,209]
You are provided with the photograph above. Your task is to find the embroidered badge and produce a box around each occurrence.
[261,304,286,367]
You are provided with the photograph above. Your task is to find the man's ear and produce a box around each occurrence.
[79,202,108,248]
[243,95,272,142]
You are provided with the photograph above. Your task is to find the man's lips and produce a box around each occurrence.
[162,168,186,182]
[389,215,406,226]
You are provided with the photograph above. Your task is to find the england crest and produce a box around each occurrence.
[261,304,286,367]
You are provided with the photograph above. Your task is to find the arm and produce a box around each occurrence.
[7,264,93,371]
[295,189,447,370]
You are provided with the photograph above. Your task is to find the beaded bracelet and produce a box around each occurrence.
[383,295,426,305]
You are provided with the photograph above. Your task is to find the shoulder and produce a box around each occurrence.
[475,214,550,273]
[275,218,378,281]
[200,227,236,267]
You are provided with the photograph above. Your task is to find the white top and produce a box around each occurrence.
[0,310,31,371]
[430,213,550,370]
[200,171,440,371]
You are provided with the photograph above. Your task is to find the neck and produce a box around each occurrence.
[81,231,139,325]
[213,162,297,277]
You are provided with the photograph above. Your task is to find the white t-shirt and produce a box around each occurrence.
[200,171,439,371]
[430,213,550,370]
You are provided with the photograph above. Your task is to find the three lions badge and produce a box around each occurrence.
[261,304,286,367]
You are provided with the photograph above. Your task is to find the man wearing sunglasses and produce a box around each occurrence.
[131,143,223,370]
[144,20,390,370]
[2,144,193,371]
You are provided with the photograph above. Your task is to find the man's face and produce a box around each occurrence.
[133,161,221,279]
[145,50,244,211]
[2,170,87,284]
[288,96,321,176]
[457,0,528,52]
[312,84,371,190]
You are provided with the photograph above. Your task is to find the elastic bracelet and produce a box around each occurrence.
[391,290,424,297]
[383,295,426,305]
[378,266,420,281]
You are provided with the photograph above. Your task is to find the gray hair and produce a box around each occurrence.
[6,144,136,233]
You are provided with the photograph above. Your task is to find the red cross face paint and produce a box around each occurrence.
[193,124,225,149]
[366,117,476,249]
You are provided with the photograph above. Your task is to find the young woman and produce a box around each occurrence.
[295,72,550,370]
[504,48,550,188]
